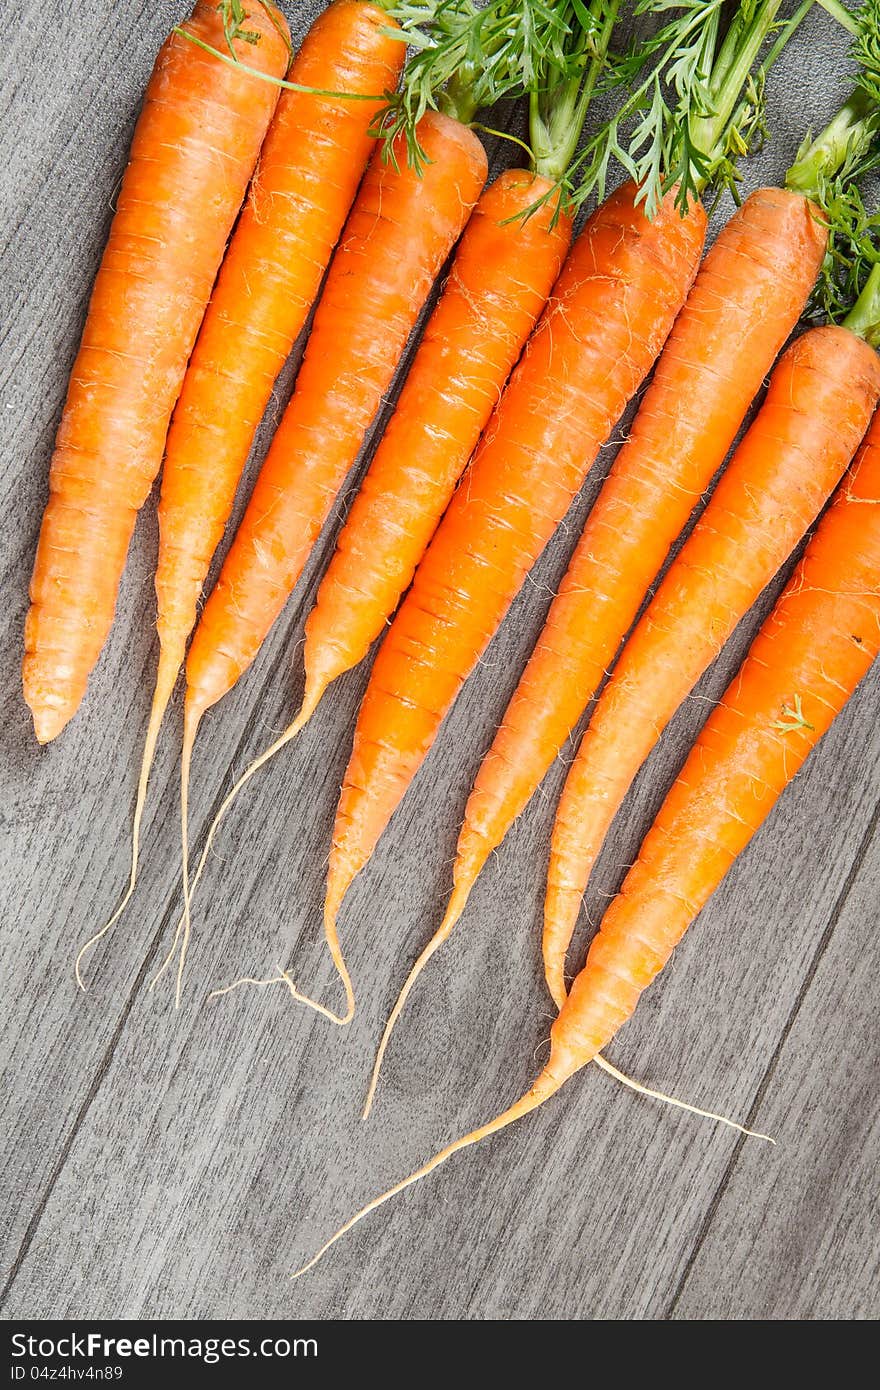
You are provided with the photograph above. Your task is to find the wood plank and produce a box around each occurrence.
[670,799,880,1321]
[2,1,876,1321]
[0,0,190,1279]
[3,652,878,1319]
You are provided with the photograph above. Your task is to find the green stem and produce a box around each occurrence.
[755,0,815,75]
[724,0,814,157]
[785,86,880,199]
[438,64,481,124]
[531,0,622,181]
[812,0,860,35]
[843,262,880,345]
[689,0,786,170]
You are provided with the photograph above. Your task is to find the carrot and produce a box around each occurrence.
[77,2,404,980]
[157,0,399,717]
[293,402,880,1279]
[22,0,290,746]
[309,179,707,1026]
[154,108,487,1001]
[543,321,880,1003]
[179,1,627,925]
[363,0,836,1105]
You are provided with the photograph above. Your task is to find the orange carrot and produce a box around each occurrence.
[543,323,880,1004]
[311,181,706,1025]
[182,169,572,914]
[79,2,403,976]
[451,190,826,916]
[293,413,880,1275]
[184,110,486,724]
[362,185,827,1096]
[22,0,289,745]
[161,109,487,1001]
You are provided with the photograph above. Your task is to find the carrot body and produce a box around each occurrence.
[184,111,488,730]
[447,188,826,931]
[544,324,880,1006]
[155,3,403,714]
[22,0,289,744]
[324,181,706,1015]
[89,2,402,960]
[298,421,880,1273]
[300,169,573,715]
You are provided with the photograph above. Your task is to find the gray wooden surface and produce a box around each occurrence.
[1,1,877,1322]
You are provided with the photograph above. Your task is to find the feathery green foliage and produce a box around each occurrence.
[378,1,617,165]
[565,0,809,216]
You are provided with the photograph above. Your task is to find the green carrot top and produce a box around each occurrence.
[377,0,627,182]
[806,166,880,343]
[555,0,841,218]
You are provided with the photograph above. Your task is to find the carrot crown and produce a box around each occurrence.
[526,2,624,184]
[843,262,880,343]
[808,168,880,342]
[787,86,880,200]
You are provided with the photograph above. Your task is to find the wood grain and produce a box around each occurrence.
[1,1,876,1320]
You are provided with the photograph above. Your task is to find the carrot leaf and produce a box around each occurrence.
[528,1,623,187]
[772,695,816,733]
[794,7,880,328]
[218,0,261,51]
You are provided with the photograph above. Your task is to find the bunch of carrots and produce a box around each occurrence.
[23,0,880,1275]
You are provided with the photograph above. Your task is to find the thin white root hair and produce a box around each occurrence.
[208,964,353,1026]
[148,723,195,1008]
[593,1055,775,1144]
[75,881,135,991]
[291,1074,560,1279]
[205,894,356,1026]
[148,914,185,996]
[149,703,316,1007]
[75,673,172,989]
[362,881,470,1120]
[185,704,312,924]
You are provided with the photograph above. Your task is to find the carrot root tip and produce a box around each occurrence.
[362,879,472,1121]
[594,1055,775,1144]
[294,1071,562,1279]
[148,914,186,998]
[31,701,74,745]
[74,664,177,992]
